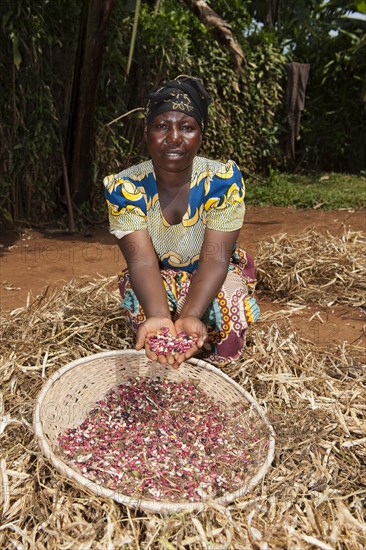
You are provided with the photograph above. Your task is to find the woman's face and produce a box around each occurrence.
[145,111,202,175]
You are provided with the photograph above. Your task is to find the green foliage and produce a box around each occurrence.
[1,0,364,224]
[356,1,366,13]
[0,0,81,222]
[246,0,366,172]
[96,0,285,179]
[299,28,366,172]
[246,171,366,209]
[279,1,366,172]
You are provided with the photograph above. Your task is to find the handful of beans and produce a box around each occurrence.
[147,326,198,356]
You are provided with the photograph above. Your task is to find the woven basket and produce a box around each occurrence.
[34,350,275,514]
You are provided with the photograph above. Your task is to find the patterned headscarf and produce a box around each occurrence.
[146,76,212,132]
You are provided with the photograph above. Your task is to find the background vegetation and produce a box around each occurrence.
[246,171,366,209]
[0,0,365,225]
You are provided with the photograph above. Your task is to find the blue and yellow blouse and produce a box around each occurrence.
[104,156,245,273]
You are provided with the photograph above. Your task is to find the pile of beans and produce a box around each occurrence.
[58,377,267,502]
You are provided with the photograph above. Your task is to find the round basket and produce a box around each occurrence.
[34,350,275,514]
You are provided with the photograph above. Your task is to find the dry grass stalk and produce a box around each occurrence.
[256,228,366,307]
[1,258,365,547]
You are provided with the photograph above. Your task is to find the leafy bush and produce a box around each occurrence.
[2,0,363,224]
[276,1,366,172]
[97,1,285,178]
[0,0,82,223]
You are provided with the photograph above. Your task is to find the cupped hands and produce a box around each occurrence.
[135,315,207,368]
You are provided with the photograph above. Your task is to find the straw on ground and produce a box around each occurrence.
[0,228,365,549]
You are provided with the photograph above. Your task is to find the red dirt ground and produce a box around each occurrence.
[1,206,365,350]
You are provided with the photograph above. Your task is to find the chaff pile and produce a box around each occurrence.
[1,236,366,547]
[256,228,366,306]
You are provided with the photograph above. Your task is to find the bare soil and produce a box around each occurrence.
[1,205,365,349]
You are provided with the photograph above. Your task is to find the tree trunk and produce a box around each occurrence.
[265,0,280,28]
[65,0,114,205]
[181,0,245,73]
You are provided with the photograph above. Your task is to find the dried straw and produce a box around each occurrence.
[256,228,366,307]
[1,231,366,548]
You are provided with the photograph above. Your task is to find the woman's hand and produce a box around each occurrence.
[174,316,207,366]
[135,317,178,366]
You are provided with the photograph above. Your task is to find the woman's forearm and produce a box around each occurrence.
[179,228,240,320]
[179,259,228,320]
[117,232,170,319]
[127,261,171,318]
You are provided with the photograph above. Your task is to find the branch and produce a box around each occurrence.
[181,0,246,73]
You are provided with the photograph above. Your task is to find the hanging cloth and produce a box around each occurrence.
[285,62,310,160]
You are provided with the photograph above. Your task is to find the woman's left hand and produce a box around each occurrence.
[174,316,207,365]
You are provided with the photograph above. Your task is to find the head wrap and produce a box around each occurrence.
[146,76,212,132]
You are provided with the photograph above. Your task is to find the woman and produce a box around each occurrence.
[104,76,260,367]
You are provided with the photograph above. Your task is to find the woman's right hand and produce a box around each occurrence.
[135,317,178,366]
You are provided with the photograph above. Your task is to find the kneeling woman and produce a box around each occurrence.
[104,76,260,367]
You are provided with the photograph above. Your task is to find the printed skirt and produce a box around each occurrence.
[118,247,260,366]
